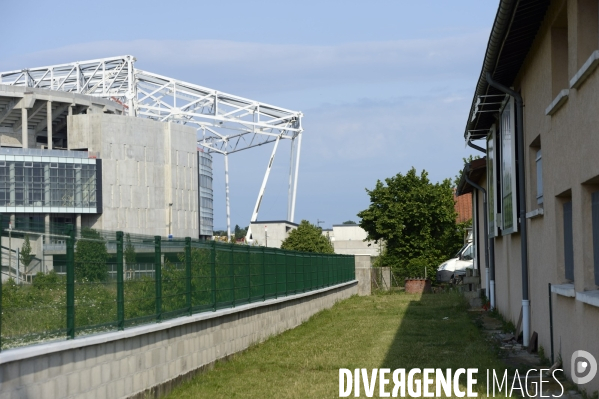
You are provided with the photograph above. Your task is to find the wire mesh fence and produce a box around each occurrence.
[0,217,355,351]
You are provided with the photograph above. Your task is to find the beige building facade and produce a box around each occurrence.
[464,0,599,392]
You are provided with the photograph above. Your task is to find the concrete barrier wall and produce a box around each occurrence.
[355,255,372,296]
[0,281,357,399]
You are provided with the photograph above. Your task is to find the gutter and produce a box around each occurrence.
[464,0,519,138]
[462,165,494,310]
[485,72,530,348]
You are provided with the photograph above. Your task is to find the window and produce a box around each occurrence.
[500,97,518,234]
[564,201,574,281]
[536,149,543,204]
[592,191,599,285]
[461,244,474,261]
[0,158,97,209]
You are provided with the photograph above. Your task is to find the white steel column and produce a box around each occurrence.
[290,131,303,223]
[246,135,282,241]
[224,153,231,241]
[127,57,135,115]
[287,138,296,221]
[47,101,52,149]
[21,107,28,148]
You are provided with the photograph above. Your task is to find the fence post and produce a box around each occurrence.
[185,237,192,316]
[154,236,162,322]
[211,240,217,311]
[230,243,235,307]
[66,224,75,339]
[116,231,124,330]
[0,215,3,352]
[274,249,278,299]
[284,251,289,297]
[262,246,266,301]
[247,245,251,303]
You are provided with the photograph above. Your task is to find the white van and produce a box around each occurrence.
[435,242,474,284]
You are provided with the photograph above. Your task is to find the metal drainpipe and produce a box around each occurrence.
[485,72,530,347]
[468,140,486,153]
[462,165,492,309]
[465,136,496,308]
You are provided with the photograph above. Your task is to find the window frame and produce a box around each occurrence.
[536,149,543,205]
[591,191,599,285]
[564,200,574,281]
[487,125,500,237]
[499,97,519,235]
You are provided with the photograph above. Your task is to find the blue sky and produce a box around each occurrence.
[0,1,498,230]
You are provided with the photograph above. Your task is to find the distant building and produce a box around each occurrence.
[453,188,472,223]
[249,220,297,248]
[323,224,380,256]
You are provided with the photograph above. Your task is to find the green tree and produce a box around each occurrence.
[20,234,33,268]
[342,220,357,225]
[281,220,335,254]
[357,167,463,281]
[453,155,481,187]
[234,225,248,240]
[74,228,109,281]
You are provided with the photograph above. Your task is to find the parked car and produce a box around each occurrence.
[435,242,474,284]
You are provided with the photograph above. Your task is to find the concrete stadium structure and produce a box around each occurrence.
[197,150,213,239]
[0,84,203,239]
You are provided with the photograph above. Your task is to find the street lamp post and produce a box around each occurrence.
[8,222,12,279]
[264,225,268,247]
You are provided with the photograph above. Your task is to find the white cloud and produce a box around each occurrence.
[0,34,487,96]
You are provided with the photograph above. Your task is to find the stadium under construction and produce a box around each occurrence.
[0,56,303,279]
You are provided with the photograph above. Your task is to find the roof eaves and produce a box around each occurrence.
[464,0,551,141]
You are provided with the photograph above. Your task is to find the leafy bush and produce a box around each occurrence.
[32,270,64,289]
[281,220,334,254]
[74,228,109,281]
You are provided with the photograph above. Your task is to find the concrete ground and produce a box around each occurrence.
[471,309,583,399]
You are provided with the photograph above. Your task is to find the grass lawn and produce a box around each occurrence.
[166,291,510,398]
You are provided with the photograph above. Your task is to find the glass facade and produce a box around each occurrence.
[0,148,101,214]
[198,150,214,237]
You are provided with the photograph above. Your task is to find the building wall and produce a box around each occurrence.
[455,191,473,223]
[489,0,599,390]
[68,114,199,238]
[324,225,380,256]
[471,175,487,290]
[249,221,297,248]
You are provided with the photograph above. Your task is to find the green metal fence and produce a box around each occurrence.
[0,216,355,351]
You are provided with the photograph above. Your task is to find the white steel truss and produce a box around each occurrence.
[0,55,303,237]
